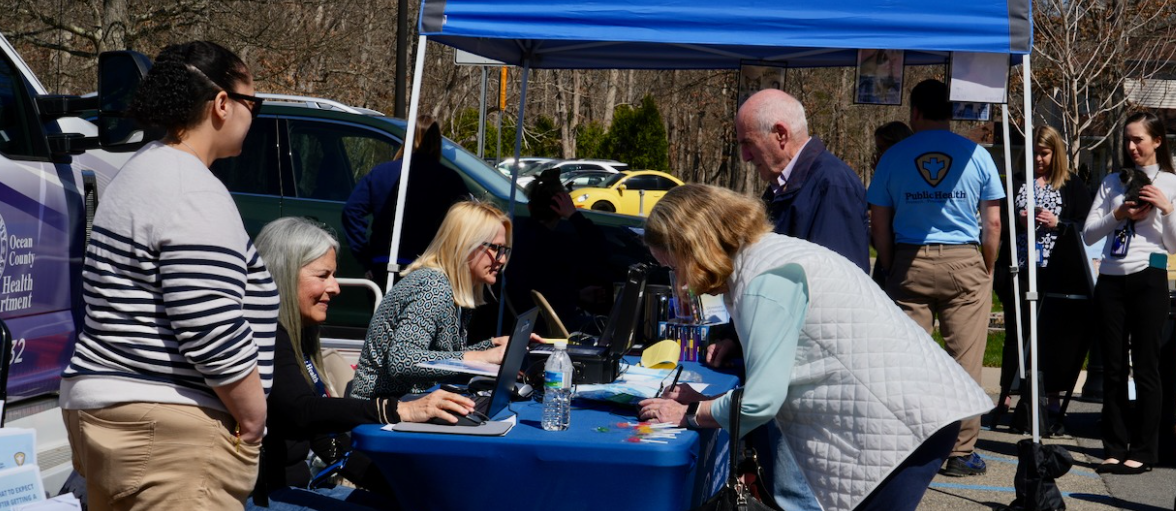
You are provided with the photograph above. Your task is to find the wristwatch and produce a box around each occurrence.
[684,402,701,430]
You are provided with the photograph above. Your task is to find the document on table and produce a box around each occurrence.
[415,358,499,377]
[385,415,516,436]
[576,366,709,405]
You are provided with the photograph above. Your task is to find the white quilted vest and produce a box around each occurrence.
[725,234,994,511]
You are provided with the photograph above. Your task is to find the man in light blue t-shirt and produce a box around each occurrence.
[866,79,1004,479]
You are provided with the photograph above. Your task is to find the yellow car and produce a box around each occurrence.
[572,170,684,216]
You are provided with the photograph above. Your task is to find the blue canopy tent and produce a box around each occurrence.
[386,0,1051,449]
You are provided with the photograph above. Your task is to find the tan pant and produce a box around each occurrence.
[886,244,992,456]
[63,402,261,511]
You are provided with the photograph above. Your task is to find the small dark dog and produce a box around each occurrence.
[1120,168,1152,205]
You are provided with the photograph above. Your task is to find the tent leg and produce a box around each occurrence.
[496,59,532,336]
[384,35,430,290]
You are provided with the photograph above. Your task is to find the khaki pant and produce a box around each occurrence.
[63,402,261,511]
[887,244,992,456]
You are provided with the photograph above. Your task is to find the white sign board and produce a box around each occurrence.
[949,52,1009,104]
[455,49,506,67]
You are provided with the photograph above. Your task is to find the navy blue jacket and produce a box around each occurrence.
[342,158,469,273]
[760,136,870,272]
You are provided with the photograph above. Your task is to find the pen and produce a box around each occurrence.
[659,365,685,397]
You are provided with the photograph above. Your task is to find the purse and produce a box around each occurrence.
[692,388,781,511]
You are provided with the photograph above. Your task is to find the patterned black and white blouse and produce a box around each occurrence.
[1014,180,1064,268]
[348,267,495,398]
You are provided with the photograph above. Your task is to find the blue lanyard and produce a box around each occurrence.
[303,355,328,397]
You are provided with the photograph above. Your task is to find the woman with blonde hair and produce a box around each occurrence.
[993,125,1092,414]
[349,200,513,398]
[637,184,992,511]
[249,217,474,510]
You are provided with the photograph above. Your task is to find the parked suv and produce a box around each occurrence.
[210,95,649,338]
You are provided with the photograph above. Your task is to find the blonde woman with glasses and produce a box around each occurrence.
[349,201,515,398]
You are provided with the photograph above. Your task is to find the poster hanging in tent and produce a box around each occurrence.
[950,52,1009,104]
[738,62,787,108]
[855,49,904,105]
[952,102,992,121]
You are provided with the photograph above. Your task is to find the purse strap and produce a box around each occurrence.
[724,387,744,488]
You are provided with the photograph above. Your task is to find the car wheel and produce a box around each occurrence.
[591,201,616,212]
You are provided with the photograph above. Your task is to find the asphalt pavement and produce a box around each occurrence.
[916,368,1175,511]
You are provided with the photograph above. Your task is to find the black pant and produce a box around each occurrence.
[1094,267,1168,464]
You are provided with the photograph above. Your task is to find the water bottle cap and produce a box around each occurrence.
[553,339,568,348]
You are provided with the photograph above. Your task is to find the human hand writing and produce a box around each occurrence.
[636,397,688,426]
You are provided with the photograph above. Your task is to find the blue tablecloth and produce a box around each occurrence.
[352,360,741,511]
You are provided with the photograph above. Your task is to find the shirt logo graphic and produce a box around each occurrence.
[915,152,953,187]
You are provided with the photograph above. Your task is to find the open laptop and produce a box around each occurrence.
[530,263,648,383]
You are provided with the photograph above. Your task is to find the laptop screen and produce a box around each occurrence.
[485,308,538,420]
[594,263,648,359]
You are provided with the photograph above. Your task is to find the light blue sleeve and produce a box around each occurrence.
[709,264,808,438]
[866,156,894,207]
[976,148,1006,200]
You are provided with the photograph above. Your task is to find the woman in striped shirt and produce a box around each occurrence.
[60,41,278,511]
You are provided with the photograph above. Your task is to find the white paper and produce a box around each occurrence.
[414,359,499,377]
[949,52,1009,103]
[0,465,44,509]
[16,494,81,511]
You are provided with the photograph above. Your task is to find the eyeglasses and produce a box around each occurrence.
[481,242,512,262]
[226,91,264,119]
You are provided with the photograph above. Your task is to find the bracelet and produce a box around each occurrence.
[684,402,701,430]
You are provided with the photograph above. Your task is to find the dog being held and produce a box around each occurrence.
[1120,168,1152,206]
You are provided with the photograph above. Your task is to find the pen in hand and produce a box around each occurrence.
[659,365,685,398]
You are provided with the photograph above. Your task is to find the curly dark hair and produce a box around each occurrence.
[128,41,250,135]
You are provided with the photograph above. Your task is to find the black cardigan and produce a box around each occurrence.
[993,175,1093,298]
[254,326,398,501]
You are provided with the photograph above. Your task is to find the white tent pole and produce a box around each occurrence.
[1000,104,1026,383]
[385,35,429,290]
[1021,54,1040,443]
[495,58,531,334]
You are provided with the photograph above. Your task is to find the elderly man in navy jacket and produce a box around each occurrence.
[735,89,870,272]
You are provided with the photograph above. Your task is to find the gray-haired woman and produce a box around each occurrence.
[249,217,475,511]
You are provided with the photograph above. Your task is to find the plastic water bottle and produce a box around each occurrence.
[542,340,573,431]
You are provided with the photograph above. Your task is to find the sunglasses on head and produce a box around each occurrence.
[226,91,264,119]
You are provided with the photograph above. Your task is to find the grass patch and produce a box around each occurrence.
[932,329,1005,368]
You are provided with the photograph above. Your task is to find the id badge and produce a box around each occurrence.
[1110,227,1131,258]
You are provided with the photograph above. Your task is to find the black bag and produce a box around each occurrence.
[692,388,781,511]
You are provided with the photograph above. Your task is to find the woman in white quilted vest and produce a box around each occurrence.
[637,184,993,511]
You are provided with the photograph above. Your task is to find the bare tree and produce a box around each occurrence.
[1031,0,1176,176]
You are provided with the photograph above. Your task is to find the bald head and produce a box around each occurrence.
[735,89,811,184]
[737,89,809,141]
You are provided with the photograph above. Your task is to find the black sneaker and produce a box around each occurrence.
[940,452,987,477]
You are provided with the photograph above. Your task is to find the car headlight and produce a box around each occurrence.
[576,194,588,202]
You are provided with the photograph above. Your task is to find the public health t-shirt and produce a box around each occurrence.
[867,130,1004,245]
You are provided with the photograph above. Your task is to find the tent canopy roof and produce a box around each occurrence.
[419,0,1031,69]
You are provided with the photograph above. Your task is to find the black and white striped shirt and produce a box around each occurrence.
[61,142,278,412]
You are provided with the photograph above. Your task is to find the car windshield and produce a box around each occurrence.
[521,160,561,177]
[602,173,628,187]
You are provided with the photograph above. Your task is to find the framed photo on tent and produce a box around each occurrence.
[952,102,991,121]
[855,49,904,105]
[737,62,787,109]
